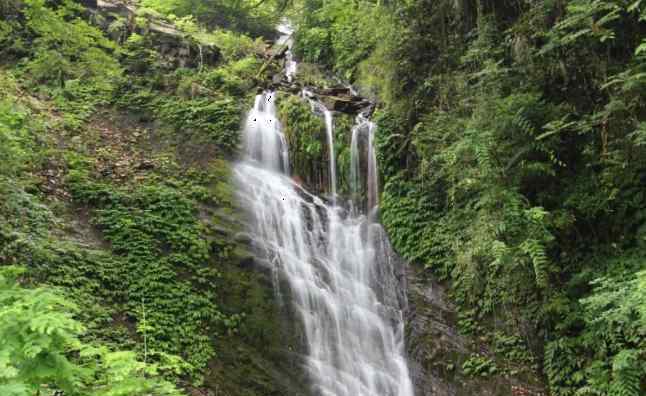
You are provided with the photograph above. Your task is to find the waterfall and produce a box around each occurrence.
[350,122,361,208]
[243,92,289,173]
[366,121,379,212]
[301,89,338,202]
[277,22,298,82]
[234,91,414,396]
[233,22,414,396]
[324,109,337,204]
[349,115,380,214]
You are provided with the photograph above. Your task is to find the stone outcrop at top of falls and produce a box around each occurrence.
[271,81,374,115]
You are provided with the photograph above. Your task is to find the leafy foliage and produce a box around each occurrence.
[462,355,498,377]
[277,94,355,194]
[0,266,184,396]
[19,0,121,87]
[278,94,326,186]
[0,0,267,390]
[293,0,388,81]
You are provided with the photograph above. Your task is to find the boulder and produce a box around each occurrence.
[277,83,303,95]
[317,86,353,97]
[272,73,284,85]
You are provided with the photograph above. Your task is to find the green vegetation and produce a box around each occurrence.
[462,355,498,378]
[66,166,239,376]
[140,0,280,36]
[0,0,294,394]
[278,94,326,187]
[0,266,183,396]
[294,0,646,394]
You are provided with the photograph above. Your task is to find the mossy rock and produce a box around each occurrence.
[206,256,310,396]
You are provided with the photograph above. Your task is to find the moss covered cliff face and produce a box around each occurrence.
[0,89,311,393]
[406,266,545,396]
[207,253,310,396]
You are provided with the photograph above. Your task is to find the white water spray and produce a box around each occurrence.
[366,121,379,211]
[243,92,289,172]
[350,121,361,203]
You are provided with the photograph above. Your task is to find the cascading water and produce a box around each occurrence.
[323,109,337,204]
[350,123,360,199]
[243,92,289,172]
[234,91,414,396]
[366,121,379,212]
[349,115,380,215]
[277,22,298,82]
[233,23,414,396]
[301,88,338,202]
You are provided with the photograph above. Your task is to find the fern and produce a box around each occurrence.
[521,238,549,288]
[609,350,641,396]
[0,266,185,396]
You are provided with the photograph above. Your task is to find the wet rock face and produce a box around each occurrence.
[270,79,373,115]
[405,266,545,396]
[206,252,311,396]
[203,200,312,396]
[268,44,289,60]
[406,269,467,396]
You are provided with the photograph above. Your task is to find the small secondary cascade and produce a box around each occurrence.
[350,114,379,215]
[301,88,338,203]
[324,109,337,204]
[277,22,297,82]
[234,91,414,396]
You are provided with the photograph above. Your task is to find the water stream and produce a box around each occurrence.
[232,24,414,396]
[323,109,337,205]
[276,22,298,82]
[350,114,379,215]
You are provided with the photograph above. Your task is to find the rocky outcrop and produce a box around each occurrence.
[268,69,373,114]
[406,266,545,396]
[89,0,219,68]
[266,43,289,60]
[318,92,372,114]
